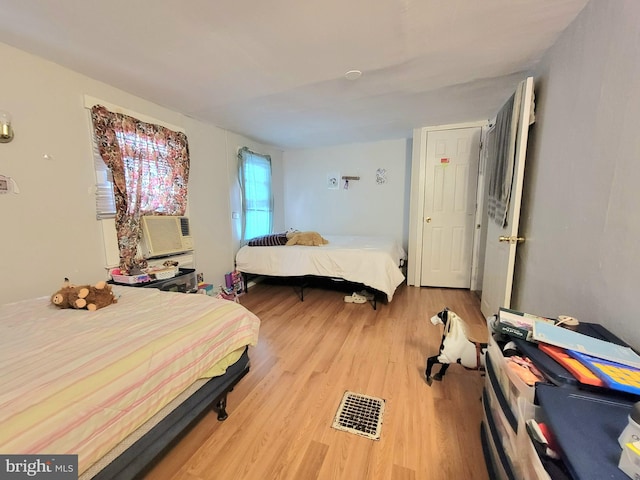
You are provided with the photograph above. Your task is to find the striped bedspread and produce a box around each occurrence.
[0,286,260,475]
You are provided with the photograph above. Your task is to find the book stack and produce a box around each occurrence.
[496,307,556,341]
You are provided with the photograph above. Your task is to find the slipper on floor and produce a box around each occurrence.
[357,290,375,301]
[344,292,367,304]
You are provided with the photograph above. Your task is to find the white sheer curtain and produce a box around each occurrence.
[238,147,273,242]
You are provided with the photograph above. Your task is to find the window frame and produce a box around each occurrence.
[238,147,273,243]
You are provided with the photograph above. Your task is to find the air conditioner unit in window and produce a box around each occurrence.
[139,215,194,259]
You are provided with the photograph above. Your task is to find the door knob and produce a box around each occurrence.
[425,217,432,223]
[499,235,525,244]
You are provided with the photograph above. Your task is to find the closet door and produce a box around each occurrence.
[420,127,480,287]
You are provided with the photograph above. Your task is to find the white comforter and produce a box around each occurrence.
[235,235,406,301]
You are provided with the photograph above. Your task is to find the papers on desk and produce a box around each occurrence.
[532,320,640,369]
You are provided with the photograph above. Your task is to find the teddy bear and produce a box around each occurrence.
[51,284,77,308]
[285,231,329,246]
[51,279,117,311]
[51,278,89,309]
[81,281,117,311]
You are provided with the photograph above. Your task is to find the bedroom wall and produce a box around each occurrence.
[0,41,282,305]
[512,0,640,348]
[188,127,284,286]
[282,139,411,250]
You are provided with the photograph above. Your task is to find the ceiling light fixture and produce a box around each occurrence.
[344,70,362,81]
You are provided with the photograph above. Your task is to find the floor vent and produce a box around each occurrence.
[331,391,385,440]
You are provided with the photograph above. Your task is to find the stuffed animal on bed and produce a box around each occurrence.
[82,281,117,311]
[285,231,329,246]
[51,284,78,309]
[51,278,89,309]
[51,278,117,311]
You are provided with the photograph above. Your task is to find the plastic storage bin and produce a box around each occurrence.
[145,266,178,280]
[486,363,519,464]
[141,268,197,293]
[109,269,151,284]
[488,335,536,420]
[516,397,551,480]
[482,388,519,480]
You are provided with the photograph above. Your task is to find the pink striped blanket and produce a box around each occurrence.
[0,286,260,475]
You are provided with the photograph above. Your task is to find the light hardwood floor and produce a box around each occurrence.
[145,282,490,480]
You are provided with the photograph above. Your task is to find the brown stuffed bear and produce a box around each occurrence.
[285,231,329,246]
[81,281,117,311]
[51,279,89,309]
[51,279,117,311]
[51,284,77,308]
[68,286,91,309]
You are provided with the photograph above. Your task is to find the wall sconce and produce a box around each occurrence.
[0,111,14,143]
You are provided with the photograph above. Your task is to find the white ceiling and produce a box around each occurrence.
[0,0,589,149]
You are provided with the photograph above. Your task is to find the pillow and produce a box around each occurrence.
[247,233,288,247]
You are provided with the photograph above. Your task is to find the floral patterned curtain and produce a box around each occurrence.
[90,105,190,274]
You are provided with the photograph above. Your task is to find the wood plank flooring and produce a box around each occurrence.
[145,282,490,480]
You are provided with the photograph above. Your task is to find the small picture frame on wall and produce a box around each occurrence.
[376,168,387,185]
[327,172,339,190]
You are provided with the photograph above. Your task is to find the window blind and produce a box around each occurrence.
[92,130,117,220]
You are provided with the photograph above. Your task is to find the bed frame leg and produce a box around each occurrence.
[241,272,249,293]
[292,277,305,302]
[215,394,229,421]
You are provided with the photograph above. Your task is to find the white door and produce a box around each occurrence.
[420,127,481,287]
[481,77,535,318]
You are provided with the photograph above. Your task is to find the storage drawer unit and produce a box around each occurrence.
[484,334,562,480]
[516,398,551,480]
[482,322,638,480]
[481,388,518,480]
[487,335,536,421]
[484,354,520,476]
[487,356,518,438]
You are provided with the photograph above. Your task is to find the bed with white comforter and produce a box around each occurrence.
[235,235,406,301]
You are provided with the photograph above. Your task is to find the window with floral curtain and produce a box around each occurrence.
[238,147,273,242]
[90,105,190,274]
